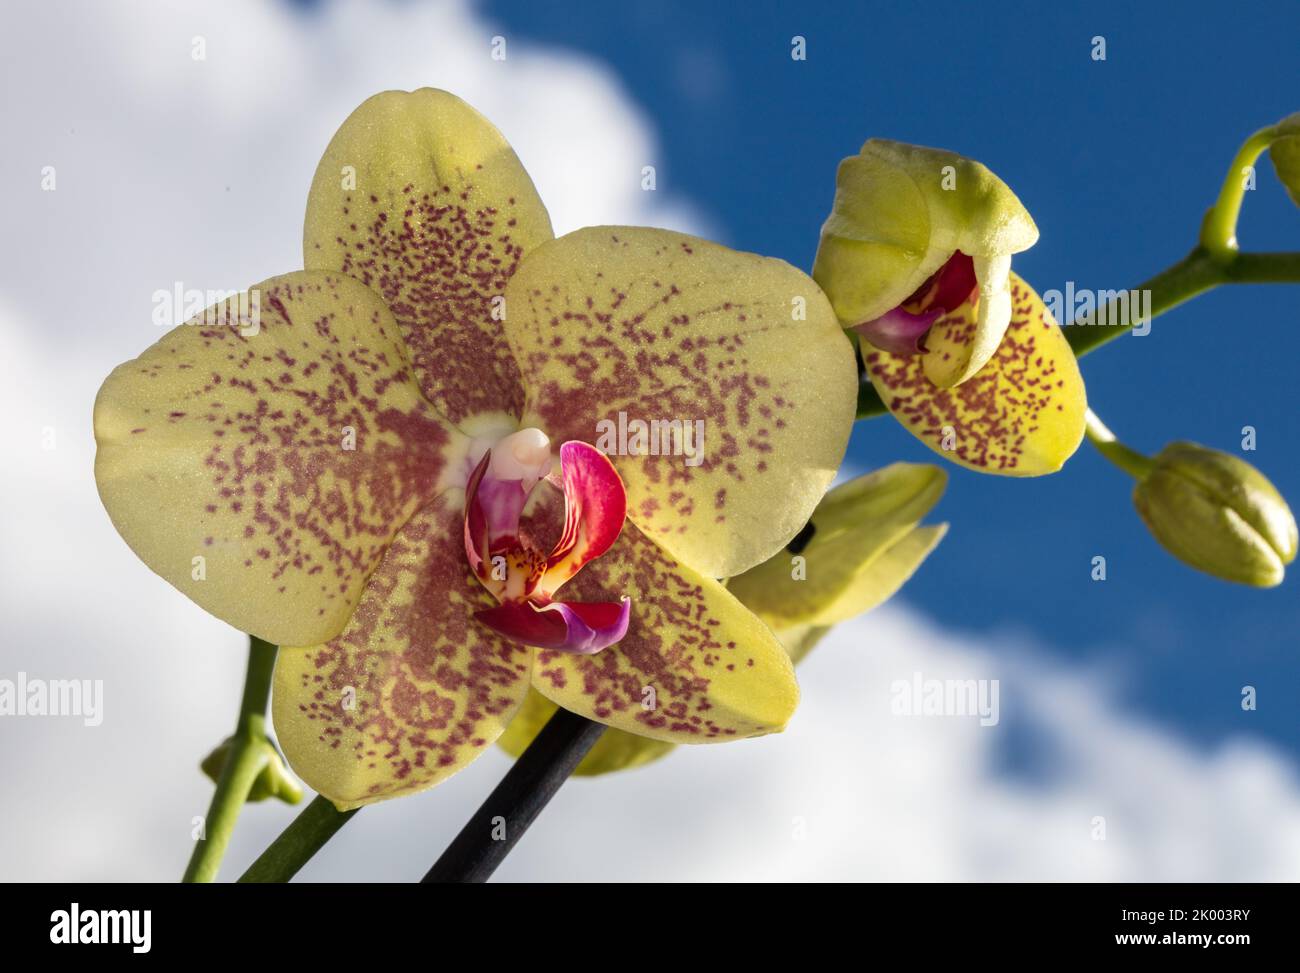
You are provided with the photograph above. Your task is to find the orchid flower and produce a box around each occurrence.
[93,89,858,809]
[814,140,1087,475]
[500,463,948,775]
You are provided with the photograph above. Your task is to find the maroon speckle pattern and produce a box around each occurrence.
[311,180,537,425]
[527,490,774,740]
[288,494,531,803]
[102,273,450,635]
[506,230,822,552]
[867,277,1070,471]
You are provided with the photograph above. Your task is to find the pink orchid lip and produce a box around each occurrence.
[853,305,944,355]
[854,251,979,355]
[475,597,631,655]
[464,432,631,654]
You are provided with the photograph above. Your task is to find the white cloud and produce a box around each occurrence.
[2,0,1298,883]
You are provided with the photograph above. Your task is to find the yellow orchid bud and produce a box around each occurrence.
[813,139,1038,386]
[201,736,304,804]
[1269,112,1300,208]
[1134,442,1298,587]
[498,465,948,775]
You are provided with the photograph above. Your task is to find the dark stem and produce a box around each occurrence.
[238,795,358,883]
[422,707,607,883]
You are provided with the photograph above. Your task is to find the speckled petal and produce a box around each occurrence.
[503,226,857,578]
[304,88,554,427]
[865,273,1087,476]
[530,516,799,743]
[273,493,532,810]
[94,271,458,647]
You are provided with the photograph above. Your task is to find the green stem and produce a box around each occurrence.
[1064,246,1223,356]
[1083,409,1155,480]
[181,635,278,883]
[238,795,358,883]
[1223,250,1300,282]
[1199,124,1278,258]
[1064,247,1300,356]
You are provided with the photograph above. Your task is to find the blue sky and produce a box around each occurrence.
[470,0,1300,753]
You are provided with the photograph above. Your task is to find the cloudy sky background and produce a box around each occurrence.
[2,0,1299,881]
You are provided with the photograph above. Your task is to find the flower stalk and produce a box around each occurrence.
[423,707,607,883]
[239,795,357,883]
[1200,124,1281,257]
[182,635,279,883]
[1083,409,1155,480]
[238,706,604,882]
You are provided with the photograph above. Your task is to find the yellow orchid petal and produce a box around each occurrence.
[814,148,939,324]
[304,88,554,427]
[497,523,943,774]
[530,516,800,743]
[772,624,830,666]
[503,225,857,578]
[496,687,677,776]
[94,271,458,647]
[813,523,948,625]
[726,464,947,630]
[865,273,1087,476]
[273,494,533,810]
[499,466,946,775]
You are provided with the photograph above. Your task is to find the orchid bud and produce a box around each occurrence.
[1268,112,1300,208]
[1134,442,1298,587]
[813,139,1038,386]
[201,736,304,804]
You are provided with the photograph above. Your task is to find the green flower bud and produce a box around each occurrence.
[1133,442,1298,587]
[1269,112,1300,209]
[813,140,1038,385]
[201,736,304,804]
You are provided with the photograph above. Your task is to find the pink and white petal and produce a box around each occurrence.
[503,226,857,579]
[304,89,554,427]
[537,440,627,596]
[476,598,631,655]
[530,517,799,743]
[94,271,460,648]
[273,494,533,810]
